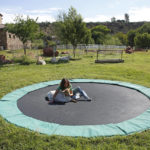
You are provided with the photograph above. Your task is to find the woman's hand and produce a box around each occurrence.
[64,89,70,96]
[63,88,73,96]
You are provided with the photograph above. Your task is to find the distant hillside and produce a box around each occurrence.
[39,22,56,35]
[86,21,146,34]
[39,21,148,36]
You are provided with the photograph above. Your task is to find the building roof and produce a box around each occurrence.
[0,14,3,16]
[0,24,5,29]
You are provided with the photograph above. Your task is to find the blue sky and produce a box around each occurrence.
[1,0,150,23]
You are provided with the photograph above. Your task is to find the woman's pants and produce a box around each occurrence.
[71,86,90,100]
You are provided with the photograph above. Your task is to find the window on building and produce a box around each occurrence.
[13,35,15,39]
[9,34,11,38]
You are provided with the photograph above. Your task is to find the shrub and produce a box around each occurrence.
[134,33,150,48]
[21,56,32,65]
[12,55,32,65]
[104,34,122,45]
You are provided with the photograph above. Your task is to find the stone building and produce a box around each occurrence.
[0,13,27,50]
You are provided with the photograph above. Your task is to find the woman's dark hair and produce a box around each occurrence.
[60,78,70,90]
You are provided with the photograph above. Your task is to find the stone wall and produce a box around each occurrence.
[0,15,2,24]
[0,28,24,50]
[0,18,2,24]
[6,32,24,50]
[0,28,32,50]
[0,28,7,50]
[0,13,31,50]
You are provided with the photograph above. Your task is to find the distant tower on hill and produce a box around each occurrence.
[0,14,3,24]
[125,13,129,23]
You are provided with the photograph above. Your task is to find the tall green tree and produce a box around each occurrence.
[82,29,94,45]
[104,34,121,45]
[91,25,110,44]
[115,32,127,45]
[127,30,137,47]
[6,16,39,55]
[134,33,150,48]
[137,22,150,34]
[56,7,91,57]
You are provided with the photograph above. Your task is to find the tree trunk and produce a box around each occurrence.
[73,46,76,58]
[23,43,27,55]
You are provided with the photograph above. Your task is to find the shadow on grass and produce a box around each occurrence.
[45,60,69,64]
[0,63,15,68]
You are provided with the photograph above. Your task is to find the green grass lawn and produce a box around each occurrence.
[0,49,150,149]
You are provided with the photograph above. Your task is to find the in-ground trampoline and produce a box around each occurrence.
[0,79,150,137]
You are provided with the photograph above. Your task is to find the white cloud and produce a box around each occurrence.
[29,14,56,22]
[84,14,124,22]
[129,7,150,22]
[26,8,62,14]
[1,12,56,23]
[84,15,111,22]
[1,12,16,23]
[84,7,150,22]
[1,6,150,23]
[0,7,60,23]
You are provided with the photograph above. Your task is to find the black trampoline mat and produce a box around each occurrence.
[17,83,150,125]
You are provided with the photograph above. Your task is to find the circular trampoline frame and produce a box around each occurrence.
[0,79,150,137]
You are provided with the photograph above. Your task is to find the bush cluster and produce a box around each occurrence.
[13,55,33,65]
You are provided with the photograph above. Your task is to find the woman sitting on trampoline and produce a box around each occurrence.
[46,78,92,103]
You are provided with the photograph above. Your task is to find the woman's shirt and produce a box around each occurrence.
[57,84,73,92]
